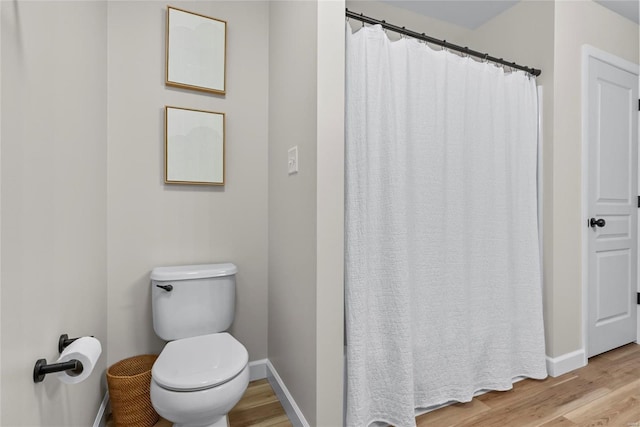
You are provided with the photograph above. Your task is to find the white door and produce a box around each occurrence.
[586,52,638,358]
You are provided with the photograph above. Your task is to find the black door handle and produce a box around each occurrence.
[589,218,606,228]
[156,284,173,292]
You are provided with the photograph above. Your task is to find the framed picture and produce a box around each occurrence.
[166,6,227,95]
[165,106,225,186]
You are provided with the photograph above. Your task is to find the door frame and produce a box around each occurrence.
[581,44,640,363]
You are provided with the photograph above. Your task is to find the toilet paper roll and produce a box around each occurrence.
[56,337,102,384]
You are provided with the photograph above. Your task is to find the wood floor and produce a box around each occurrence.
[228,379,292,427]
[121,343,639,427]
[415,343,640,427]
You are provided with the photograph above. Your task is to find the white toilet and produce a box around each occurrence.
[149,263,249,427]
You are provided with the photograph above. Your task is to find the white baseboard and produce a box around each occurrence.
[249,359,268,381]
[266,360,311,427]
[93,391,110,427]
[546,349,587,377]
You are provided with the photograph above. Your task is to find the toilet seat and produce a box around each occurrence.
[152,332,248,392]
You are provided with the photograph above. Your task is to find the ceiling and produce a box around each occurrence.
[594,0,639,24]
[382,0,639,29]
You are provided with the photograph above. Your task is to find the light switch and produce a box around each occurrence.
[288,146,299,175]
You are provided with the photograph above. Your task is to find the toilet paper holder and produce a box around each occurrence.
[58,333,82,353]
[33,334,86,383]
[33,358,83,383]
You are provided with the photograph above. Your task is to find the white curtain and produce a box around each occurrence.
[345,24,547,427]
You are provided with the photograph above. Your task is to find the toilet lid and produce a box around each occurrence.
[152,333,248,391]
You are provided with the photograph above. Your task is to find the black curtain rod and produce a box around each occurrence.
[346,9,542,77]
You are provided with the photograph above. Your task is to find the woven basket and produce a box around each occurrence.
[107,354,160,427]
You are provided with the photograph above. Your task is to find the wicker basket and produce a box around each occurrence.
[107,354,160,427]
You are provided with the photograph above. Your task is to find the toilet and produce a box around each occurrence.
[149,263,249,427]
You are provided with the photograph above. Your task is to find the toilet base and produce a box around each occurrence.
[174,415,229,427]
[151,364,249,427]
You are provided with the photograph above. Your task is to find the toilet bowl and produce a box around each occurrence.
[150,333,249,427]
[149,263,248,427]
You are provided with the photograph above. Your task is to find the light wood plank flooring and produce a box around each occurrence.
[228,379,292,427]
[416,343,640,427]
[116,343,640,427]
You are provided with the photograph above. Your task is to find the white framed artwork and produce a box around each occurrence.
[166,6,226,95]
[165,106,225,186]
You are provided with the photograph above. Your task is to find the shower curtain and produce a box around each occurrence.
[345,24,547,427]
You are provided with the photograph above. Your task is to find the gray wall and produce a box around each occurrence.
[1,1,108,425]
[106,1,270,366]
[268,2,319,424]
[268,2,345,424]
[0,2,3,416]
[315,2,345,424]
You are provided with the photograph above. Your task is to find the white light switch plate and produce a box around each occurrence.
[288,146,299,175]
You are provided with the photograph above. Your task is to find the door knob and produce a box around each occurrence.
[589,218,606,228]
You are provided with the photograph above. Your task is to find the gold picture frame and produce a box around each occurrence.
[166,6,227,95]
[165,106,225,186]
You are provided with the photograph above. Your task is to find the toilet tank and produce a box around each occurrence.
[151,263,237,341]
